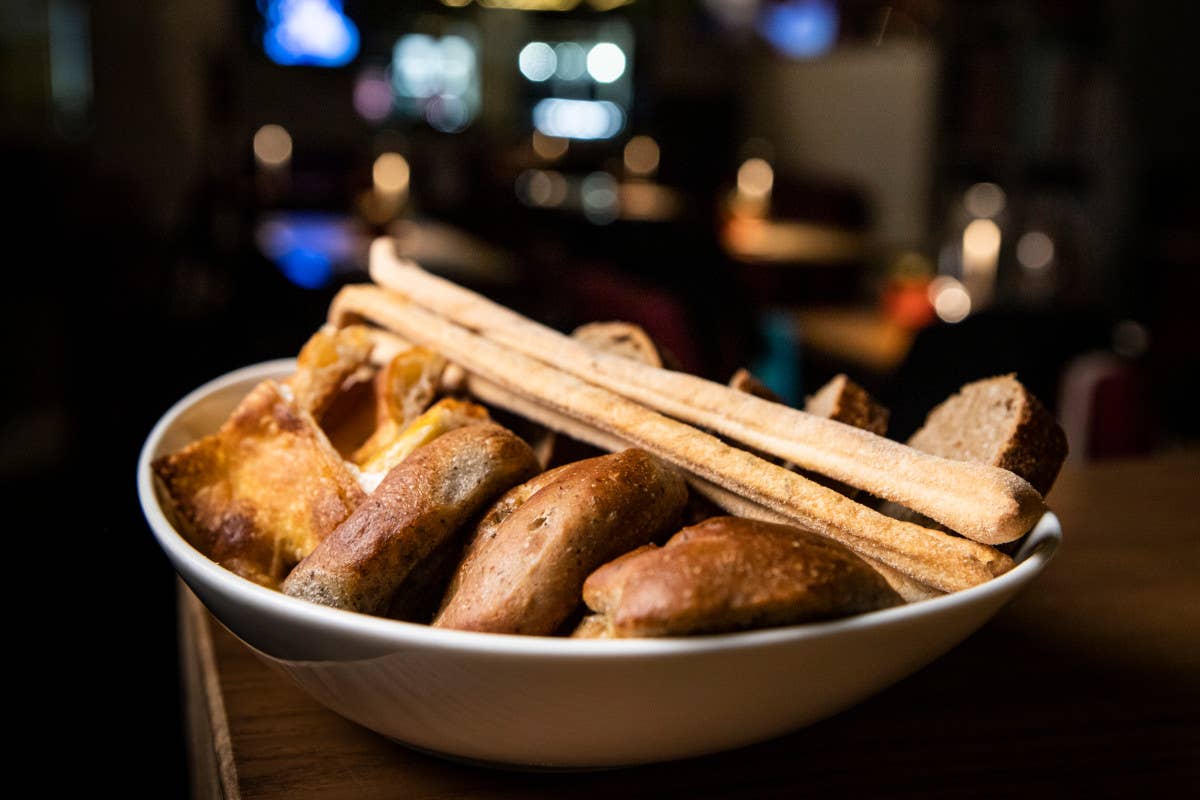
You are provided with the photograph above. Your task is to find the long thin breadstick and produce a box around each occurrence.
[466,374,940,603]
[360,324,939,601]
[359,307,942,600]
[368,238,1043,545]
[685,478,943,603]
[329,284,1012,592]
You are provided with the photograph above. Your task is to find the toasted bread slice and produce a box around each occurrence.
[728,367,785,404]
[286,325,375,421]
[573,320,683,370]
[352,346,447,466]
[805,374,889,436]
[355,397,490,481]
[153,380,366,588]
[908,374,1067,495]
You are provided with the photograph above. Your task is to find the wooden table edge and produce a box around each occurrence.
[179,580,242,800]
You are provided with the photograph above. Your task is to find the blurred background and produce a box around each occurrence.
[4,0,1197,788]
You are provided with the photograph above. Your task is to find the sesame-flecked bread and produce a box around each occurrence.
[907,374,1067,495]
[581,517,902,638]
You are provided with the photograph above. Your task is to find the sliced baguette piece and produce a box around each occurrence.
[366,245,1044,543]
[908,374,1067,496]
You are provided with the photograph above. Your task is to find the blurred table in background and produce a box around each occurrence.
[180,449,1200,798]
[796,308,916,373]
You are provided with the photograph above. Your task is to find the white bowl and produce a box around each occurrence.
[138,360,1061,768]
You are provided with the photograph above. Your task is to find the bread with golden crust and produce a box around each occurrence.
[152,380,366,588]
[287,325,374,420]
[581,516,902,637]
[434,449,688,635]
[282,423,539,614]
[352,346,446,465]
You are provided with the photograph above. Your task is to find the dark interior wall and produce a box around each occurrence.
[87,0,234,231]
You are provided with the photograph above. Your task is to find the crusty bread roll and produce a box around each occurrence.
[580,516,902,637]
[282,423,539,614]
[433,449,688,635]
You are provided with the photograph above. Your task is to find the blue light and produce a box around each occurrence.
[261,0,359,68]
[278,248,334,289]
[256,212,358,290]
[757,0,838,60]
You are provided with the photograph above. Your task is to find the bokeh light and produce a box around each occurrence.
[533,98,624,140]
[586,42,627,83]
[353,68,393,122]
[623,135,660,177]
[757,0,838,60]
[532,131,569,160]
[963,218,1002,261]
[373,152,410,194]
[737,157,774,201]
[261,0,360,68]
[1017,231,1055,271]
[964,182,1006,219]
[929,276,972,324]
[554,42,587,80]
[516,169,568,208]
[253,124,293,167]
[582,171,620,224]
[519,42,557,82]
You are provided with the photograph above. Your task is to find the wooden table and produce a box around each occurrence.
[180,450,1200,798]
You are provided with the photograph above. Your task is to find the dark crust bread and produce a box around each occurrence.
[152,380,366,588]
[582,516,902,637]
[728,368,784,404]
[908,374,1067,495]
[281,423,540,614]
[806,374,889,437]
[433,450,689,635]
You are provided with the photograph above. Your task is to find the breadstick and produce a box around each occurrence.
[570,324,937,603]
[327,285,1012,592]
[467,377,939,602]
[362,322,939,600]
[367,239,1043,544]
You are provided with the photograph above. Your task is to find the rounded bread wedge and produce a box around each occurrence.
[582,516,903,637]
[434,449,688,635]
[282,423,539,614]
